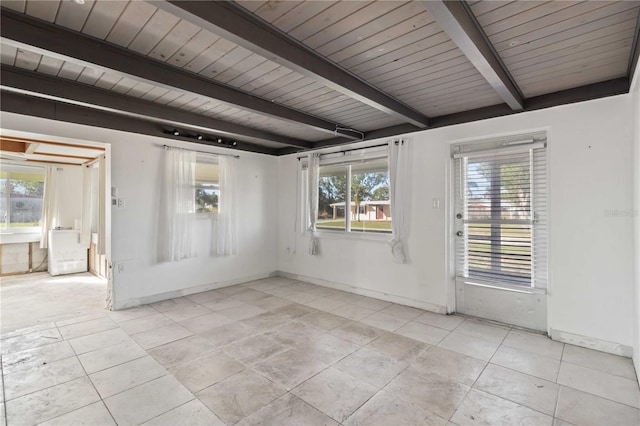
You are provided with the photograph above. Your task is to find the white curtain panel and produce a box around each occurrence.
[79,164,92,249]
[97,155,106,255]
[158,147,196,262]
[388,138,410,263]
[216,156,238,256]
[308,153,320,255]
[40,166,59,249]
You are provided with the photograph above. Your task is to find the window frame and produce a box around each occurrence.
[301,146,392,240]
[0,164,46,234]
[452,136,548,290]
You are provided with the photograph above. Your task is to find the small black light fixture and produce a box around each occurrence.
[163,129,239,149]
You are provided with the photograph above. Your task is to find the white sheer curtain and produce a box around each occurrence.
[388,138,410,263]
[158,147,196,262]
[215,156,238,256]
[79,164,92,249]
[308,153,320,255]
[40,166,59,249]
[97,155,106,255]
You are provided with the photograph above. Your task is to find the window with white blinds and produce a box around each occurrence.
[454,139,547,289]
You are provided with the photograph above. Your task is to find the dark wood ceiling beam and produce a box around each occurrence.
[523,77,629,112]
[421,0,524,111]
[0,90,279,156]
[0,8,360,140]
[153,0,430,129]
[0,65,312,149]
[294,77,628,155]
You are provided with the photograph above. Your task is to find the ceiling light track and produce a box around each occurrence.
[164,129,238,148]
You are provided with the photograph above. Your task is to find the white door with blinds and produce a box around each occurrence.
[452,135,548,331]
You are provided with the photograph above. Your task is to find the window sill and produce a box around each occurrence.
[308,230,391,243]
[461,279,545,295]
[0,232,42,244]
[196,213,217,220]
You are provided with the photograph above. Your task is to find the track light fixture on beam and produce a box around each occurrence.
[164,129,238,147]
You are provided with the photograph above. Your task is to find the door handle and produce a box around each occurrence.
[456,231,463,237]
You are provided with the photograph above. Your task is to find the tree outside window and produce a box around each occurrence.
[195,157,219,214]
[316,157,391,233]
[0,169,45,229]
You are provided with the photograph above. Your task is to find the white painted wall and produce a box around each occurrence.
[1,93,636,356]
[278,95,635,352]
[631,63,640,377]
[1,112,279,309]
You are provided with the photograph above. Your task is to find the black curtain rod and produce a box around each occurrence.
[163,144,240,159]
[296,141,396,161]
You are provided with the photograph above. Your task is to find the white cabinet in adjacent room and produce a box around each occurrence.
[48,230,88,276]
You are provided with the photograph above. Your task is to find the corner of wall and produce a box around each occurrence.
[631,63,640,381]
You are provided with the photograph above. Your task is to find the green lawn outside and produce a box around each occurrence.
[317,220,392,232]
[0,222,39,228]
[465,223,532,276]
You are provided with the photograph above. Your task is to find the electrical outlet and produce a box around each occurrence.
[117,198,125,208]
[432,198,440,208]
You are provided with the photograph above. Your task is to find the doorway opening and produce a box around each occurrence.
[450,133,548,331]
[0,130,112,314]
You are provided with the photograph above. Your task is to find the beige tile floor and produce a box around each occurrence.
[1,273,639,425]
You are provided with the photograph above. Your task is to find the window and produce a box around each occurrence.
[0,165,45,232]
[195,154,219,214]
[454,138,547,289]
[311,149,391,234]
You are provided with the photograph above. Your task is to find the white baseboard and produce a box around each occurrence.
[550,329,633,358]
[114,271,278,310]
[114,269,447,315]
[275,270,447,314]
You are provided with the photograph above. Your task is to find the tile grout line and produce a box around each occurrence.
[1,355,7,426]
[552,385,563,422]
[62,315,206,425]
[552,376,640,410]
[47,321,120,426]
[8,278,638,424]
[138,397,201,425]
[447,324,512,423]
[482,327,568,421]
[238,314,386,424]
[340,343,434,424]
[476,331,640,419]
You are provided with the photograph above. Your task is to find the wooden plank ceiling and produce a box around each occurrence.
[0,133,105,166]
[1,0,638,155]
